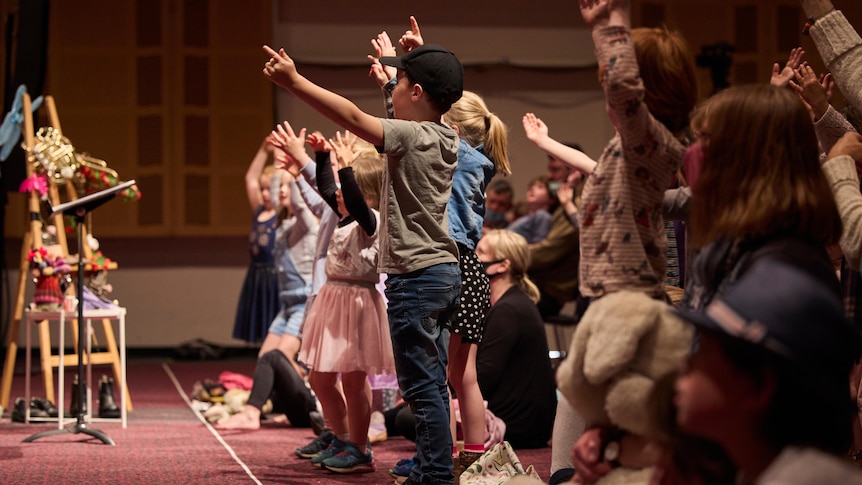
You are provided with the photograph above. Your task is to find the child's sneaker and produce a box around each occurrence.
[310,438,346,468]
[388,457,414,480]
[295,430,334,459]
[323,442,375,474]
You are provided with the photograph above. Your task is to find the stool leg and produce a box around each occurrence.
[37,319,55,404]
[1,318,21,409]
[100,318,132,411]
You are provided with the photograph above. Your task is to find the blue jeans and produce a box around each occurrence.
[386,263,461,485]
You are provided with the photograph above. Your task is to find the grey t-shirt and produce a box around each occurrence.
[379,118,459,274]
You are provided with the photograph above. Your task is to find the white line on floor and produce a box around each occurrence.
[161,362,263,485]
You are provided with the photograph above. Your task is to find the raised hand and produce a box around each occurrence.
[368,31,398,88]
[829,132,862,164]
[306,131,331,153]
[522,113,550,144]
[790,63,833,120]
[271,121,309,165]
[330,131,358,170]
[262,45,300,89]
[770,47,805,88]
[399,16,425,53]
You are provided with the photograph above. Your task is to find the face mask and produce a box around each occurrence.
[485,209,507,226]
[547,181,561,197]
[480,259,506,279]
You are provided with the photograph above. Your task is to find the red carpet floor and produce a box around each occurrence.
[0,357,552,484]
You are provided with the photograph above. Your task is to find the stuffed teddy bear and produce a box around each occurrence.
[556,290,693,484]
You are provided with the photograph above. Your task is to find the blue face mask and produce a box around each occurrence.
[485,209,507,226]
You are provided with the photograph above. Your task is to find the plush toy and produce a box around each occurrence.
[28,246,72,310]
[556,290,693,484]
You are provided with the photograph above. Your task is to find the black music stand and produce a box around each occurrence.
[23,180,135,445]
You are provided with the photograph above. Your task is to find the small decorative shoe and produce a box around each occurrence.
[99,375,121,419]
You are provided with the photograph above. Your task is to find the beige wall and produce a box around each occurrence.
[4,0,862,348]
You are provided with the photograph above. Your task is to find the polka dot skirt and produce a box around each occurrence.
[451,243,491,344]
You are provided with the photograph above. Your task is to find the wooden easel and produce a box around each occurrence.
[0,94,132,412]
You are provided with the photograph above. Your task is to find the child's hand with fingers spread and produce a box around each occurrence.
[330,131,358,170]
[368,31,397,87]
[262,45,300,89]
[271,121,309,164]
[791,64,833,121]
[399,16,424,53]
[770,47,805,88]
[306,131,331,152]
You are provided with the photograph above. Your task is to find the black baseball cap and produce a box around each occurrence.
[674,259,861,379]
[380,44,464,107]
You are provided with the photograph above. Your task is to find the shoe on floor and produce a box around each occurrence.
[11,398,49,422]
[323,442,375,474]
[389,457,414,479]
[368,410,387,443]
[295,429,335,459]
[310,438,346,468]
[32,398,59,418]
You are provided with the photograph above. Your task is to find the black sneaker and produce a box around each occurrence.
[295,430,335,459]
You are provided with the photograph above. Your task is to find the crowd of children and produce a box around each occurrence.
[218,0,862,483]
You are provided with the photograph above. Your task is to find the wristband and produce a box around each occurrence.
[803,8,836,35]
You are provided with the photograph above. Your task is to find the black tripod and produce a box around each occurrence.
[23,180,134,445]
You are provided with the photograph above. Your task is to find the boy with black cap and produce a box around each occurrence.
[674,259,862,484]
[263,42,464,484]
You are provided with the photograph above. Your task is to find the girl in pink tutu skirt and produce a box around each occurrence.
[293,129,395,474]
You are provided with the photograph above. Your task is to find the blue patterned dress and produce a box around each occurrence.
[232,206,280,343]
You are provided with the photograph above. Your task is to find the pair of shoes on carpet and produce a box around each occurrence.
[321,442,374,474]
[311,438,347,468]
[295,429,335,458]
[11,397,58,422]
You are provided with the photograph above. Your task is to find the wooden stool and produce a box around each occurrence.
[23,308,132,427]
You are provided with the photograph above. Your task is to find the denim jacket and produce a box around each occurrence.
[448,140,496,249]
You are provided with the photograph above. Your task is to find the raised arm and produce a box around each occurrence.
[770,47,805,88]
[331,132,377,236]
[522,113,597,175]
[263,45,384,146]
[245,136,272,210]
[823,131,862,269]
[803,1,862,114]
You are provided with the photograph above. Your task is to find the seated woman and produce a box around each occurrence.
[384,230,557,450]
[474,229,557,448]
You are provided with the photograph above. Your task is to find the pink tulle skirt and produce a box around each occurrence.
[299,279,395,375]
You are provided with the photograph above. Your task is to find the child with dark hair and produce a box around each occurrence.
[507,176,555,244]
[263,33,463,484]
[674,259,862,483]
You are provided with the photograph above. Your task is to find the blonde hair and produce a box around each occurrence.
[443,91,512,176]
[350,155,384,211]
[482,229,540,303]
[260,164,276,184]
